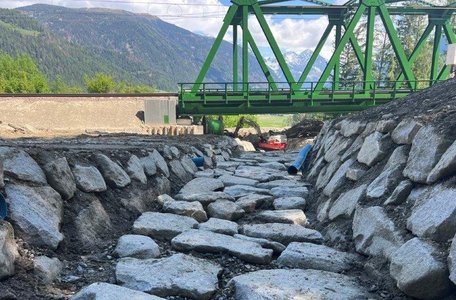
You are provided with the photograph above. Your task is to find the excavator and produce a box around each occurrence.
[231,117,288,151]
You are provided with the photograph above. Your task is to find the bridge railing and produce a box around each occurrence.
[179,80,444,102]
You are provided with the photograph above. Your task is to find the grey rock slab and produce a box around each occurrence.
[352,206,403,260]
[151,149,169,177]
[218,175,258,187]
[198,218,238,235]
[257,162,286,171]
[95,154,131,188]
[390,238,452,299]
[0,221,18,280]
[126,155,147,184]
[5,184,63,249]
[179,177,224,194]
[357,132,392,167]
[427,140,456,184]
[256,180,303,189]
[367,165,403,199]
[229,269,372,300]
[316,199,330,222]
[450,235,456,285]
[403,125,451,183]
[384,180,413,205]
[215,161,241,171]
[328,184,367,220]
[235,194,274,213]
[271,186,309,198]
[132,212,198,240]
[181,155,198,175]
[234,166,285,182]
[361,121,378,137]
[0,160,4,188]
[170,146,180,158]
[278,242,359,273]
[174,192,234,205]
[43,157,76,200]
[346,166,366,181]
[315,157,341,190]
[341,135,364,162]
[0,147,46,184]
[324,135,354,162]
[72,165,107,193]
[306,156,325,181]
[171,230,272,264]
[161,145,173,160]
[323,158,355,196]
[139,153,157,176]
[194,169,215,178]
[224,185,272,198]
[162,199,207,222]
[391,119,422,145]
[339,120,366,137]
[273,197,306,210]
[71,282,164,300]
[116,254,221,300]
[34,256,63,283]
[376,119,397,133]
[114,234,160,259]
[233,234,285,253]
[207,200,245,221]
[407,184,456,241]
[241,223,323,245]
[169,160,193,183]
[255,209,307,225]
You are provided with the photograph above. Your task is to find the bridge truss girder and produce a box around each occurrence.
[179,0,456,115]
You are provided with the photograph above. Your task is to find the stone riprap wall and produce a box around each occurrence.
[306,117,456,299]
[0,136,237,287]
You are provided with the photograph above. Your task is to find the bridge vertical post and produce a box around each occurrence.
[334,23,342,91]
[233,25,238,91]
[363,5,376,92]
[437,22,456,80]
[242,5,249,94]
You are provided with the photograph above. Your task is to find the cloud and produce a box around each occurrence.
[0,0,333,59]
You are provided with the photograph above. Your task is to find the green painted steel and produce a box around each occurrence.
[179,0,456,116]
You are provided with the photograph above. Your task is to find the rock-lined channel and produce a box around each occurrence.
[65,149,379,299]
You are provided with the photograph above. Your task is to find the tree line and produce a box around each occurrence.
[0,52,156,94]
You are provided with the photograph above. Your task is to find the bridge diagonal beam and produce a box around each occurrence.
[245,30,279,91]
[191,5,239,93]
[378,4,416,87]
[252,2,297,88]
[314,3,367,92]
[437,22,456,80]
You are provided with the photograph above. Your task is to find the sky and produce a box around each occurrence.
[0,0,340,59]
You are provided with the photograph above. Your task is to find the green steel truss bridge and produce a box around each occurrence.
[178,0,456,115]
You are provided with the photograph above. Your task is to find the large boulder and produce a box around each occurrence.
[234,166,284,182]
[255,210,307,225]
[116,254,221,300]
[150,150,169,177]
[403,126,451,183]
[139,153,157,176]
[179,177,224,194]
[235,194,274,213]
[95,154,131,188]
[174,192,234,205]
[198,218,238,236]
[273,197,306,210]
[34,256,63,283]
[241,223,323,245]
[168,160,193,184]
[390,238,453,299]
[171,229,273,264]
[224,185,272,198]
[0,147,47,184]
[328,184,367,220]
[72,165,107,193]
[316,158,341,190]
[180,155,198,175]
[339,120,366,137]
[71,282,165,300]
[207,200,245,221]
[114,234,160,259]
[234,234,285,253]
[126,155,147,184]
[278,242,358,273]
[391,119,421,144]
[0,221,18,279]
[133,212,198,240]
[352,206,403,260]
[407,184,456,242]
[5,184,63,249]
[43,157,77,200]
[384,180,413,205]
[229,269,372,299]
[162,199,207,222]
[271,186,309,198]
[427,140,456,184]
[323,158,355,196]
[218,175,258,187]
[357,132,392,167]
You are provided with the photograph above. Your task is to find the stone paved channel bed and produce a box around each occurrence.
[65,150,379,299]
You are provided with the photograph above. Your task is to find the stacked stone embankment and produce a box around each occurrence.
[306,107,456,299]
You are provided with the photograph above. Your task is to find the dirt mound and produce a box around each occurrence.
[351,78,456,138]
[285,119,324,138]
